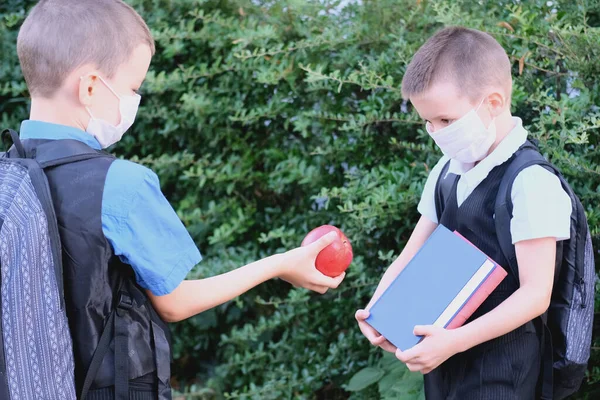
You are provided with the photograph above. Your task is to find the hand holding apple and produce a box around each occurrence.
[301,225,353,277]
[276,231,345,293]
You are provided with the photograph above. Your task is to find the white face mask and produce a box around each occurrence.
[84,75,141,148]
[426,100,496,163]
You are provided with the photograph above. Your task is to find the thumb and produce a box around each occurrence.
[309,231,338,253]
[355,309,370,321]
[413,325,436,337]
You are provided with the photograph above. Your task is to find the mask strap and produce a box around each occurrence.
[85,107,95,119]
[475,98,486,112]
[80,75,120,125]
[80,74,121,100]
[475,97,497,129]
[96,75,121,99]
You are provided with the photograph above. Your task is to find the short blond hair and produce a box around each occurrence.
[401,27,511,101]
[17,0,155,98]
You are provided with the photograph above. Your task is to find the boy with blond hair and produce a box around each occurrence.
[10,1,345,398]
[356,27,580,399]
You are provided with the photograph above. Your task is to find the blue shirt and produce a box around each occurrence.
[20,120,202,295]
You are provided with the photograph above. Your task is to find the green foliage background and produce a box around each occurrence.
[1,0,599,398]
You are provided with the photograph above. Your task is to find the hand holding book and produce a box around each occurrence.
[395,324,463,374]
[355,309,397,353]
[361,225,507,361]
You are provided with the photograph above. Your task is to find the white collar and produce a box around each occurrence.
[445,117,528,179]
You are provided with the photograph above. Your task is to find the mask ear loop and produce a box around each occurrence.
[80,74,123,122]
[79,74,121,100]
[475,97,486,112]
[79,76,97,121]
[476,97,498,133]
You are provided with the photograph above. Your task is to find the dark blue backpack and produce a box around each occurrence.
[435,140,595,400]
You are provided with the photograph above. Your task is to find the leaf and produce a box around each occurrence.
[346,367,385,391]
[378,351,400,369]
[378,365,407,393]
[518,51,531,75]
[497,21,514,31]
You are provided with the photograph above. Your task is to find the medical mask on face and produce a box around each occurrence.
[84,75,141,148]
[426,99,496,163]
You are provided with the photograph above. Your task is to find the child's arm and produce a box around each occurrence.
[396,236,555,373]
[147,232,344,322]
[452,236,555,347]
[355,216,438,352]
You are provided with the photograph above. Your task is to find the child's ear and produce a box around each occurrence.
[79,74,99,108]
[487,90,507,118]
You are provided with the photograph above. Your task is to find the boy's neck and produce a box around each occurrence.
[487,111,516,155]
[29,97,88,132]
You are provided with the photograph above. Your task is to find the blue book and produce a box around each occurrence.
[365,224,506,351]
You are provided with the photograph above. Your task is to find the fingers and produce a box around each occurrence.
[395,347,418,363]
[309,231,338,253]
[306,284,329,294]
[300,269,346,293]
[312,271,345,289]
[406,362,422,373]
[413,324,436,337]
[355,310,398,353]
[356,319,382,344]
[379,340,398,353]
[371,335,387,346]
[330,272,345,288]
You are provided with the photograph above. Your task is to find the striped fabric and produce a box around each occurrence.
[0,160,76,400]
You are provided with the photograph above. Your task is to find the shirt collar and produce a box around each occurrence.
[19,120,102,150]
[446,117,528,178]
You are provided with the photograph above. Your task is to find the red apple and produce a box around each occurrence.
[301,225,353,277]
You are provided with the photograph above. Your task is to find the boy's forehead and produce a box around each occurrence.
[410,81,473,119]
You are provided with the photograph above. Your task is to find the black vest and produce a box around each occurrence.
[19,139,172,399]
[438,160,519,322]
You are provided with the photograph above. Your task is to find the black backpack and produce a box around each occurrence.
[435,140,595,400]
[0,129,106,399]
[2,130,173,399]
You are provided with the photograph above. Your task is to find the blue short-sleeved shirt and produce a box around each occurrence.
[20,120,202,295]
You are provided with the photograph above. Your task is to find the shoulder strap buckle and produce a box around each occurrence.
[116,292,134,316]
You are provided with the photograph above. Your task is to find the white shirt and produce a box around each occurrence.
[418,117,572,244]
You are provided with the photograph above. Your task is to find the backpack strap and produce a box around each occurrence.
[79,280,172,400]
[493,140,560,400]
[78,309,116,400]
[493,141,553,282]
[78,279,133,400]
[2,129,26,157]
[2,128,106,167]
[434,159,456,222]
[33,139,106,168]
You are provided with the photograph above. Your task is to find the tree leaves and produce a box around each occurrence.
[346,367,385,391]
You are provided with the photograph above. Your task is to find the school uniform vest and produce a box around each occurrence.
[19,139,172,400]
[425,156,542,400]
[438,158,519,320]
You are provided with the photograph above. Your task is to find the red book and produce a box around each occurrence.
[444,231,508,329]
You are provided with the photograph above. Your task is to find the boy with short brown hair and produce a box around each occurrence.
[357,26,572,399]
[15,1,345,398]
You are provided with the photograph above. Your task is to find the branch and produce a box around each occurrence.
[509,56,568,76]
[234,38,349,61]
[300,65,402,94]
[315,113,422,128]
[492,31,570,58]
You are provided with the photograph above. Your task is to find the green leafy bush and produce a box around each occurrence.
[1,0,599,399]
